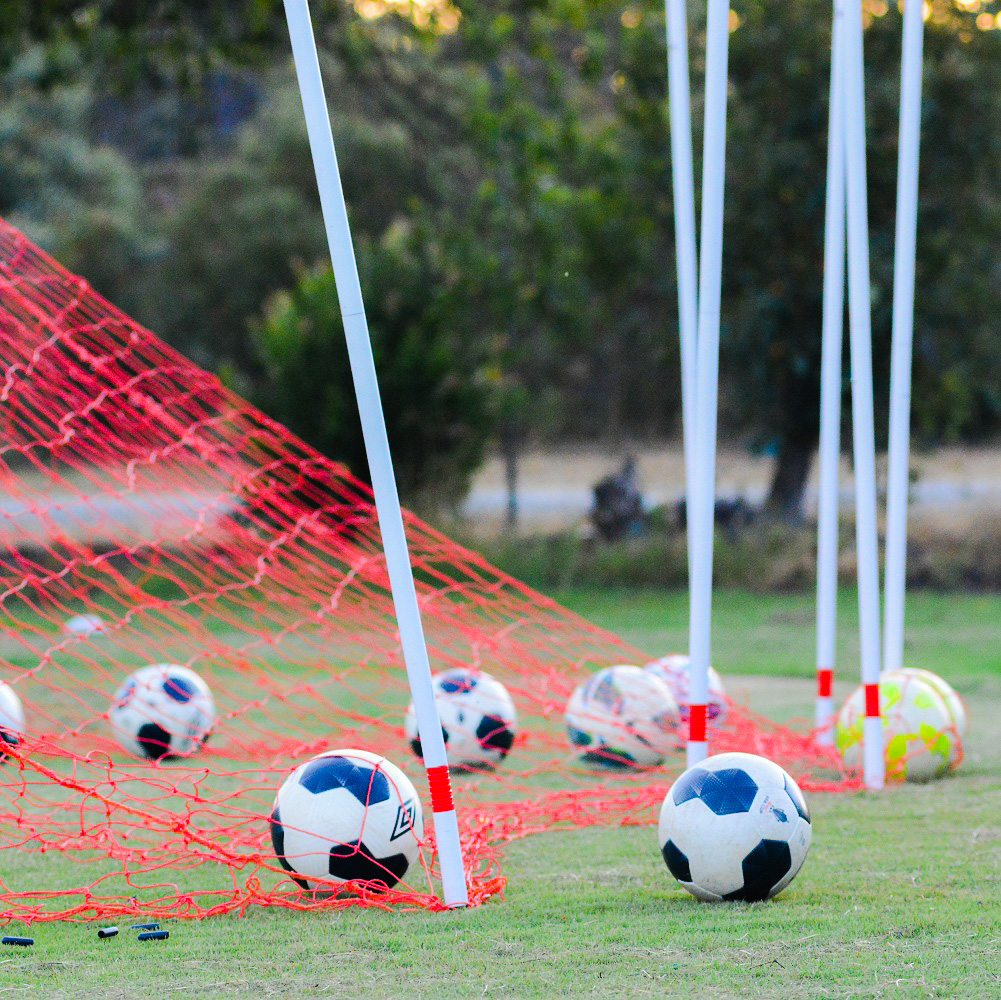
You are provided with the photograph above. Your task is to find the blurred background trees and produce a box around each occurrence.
[4,0,1001,516]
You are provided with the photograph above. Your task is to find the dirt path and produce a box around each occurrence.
[462,443,1001,535]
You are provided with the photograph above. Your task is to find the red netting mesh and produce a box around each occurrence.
[0,218,853,923]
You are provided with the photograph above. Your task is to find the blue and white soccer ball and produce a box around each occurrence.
[109,664,216,761]
[658,752,812,902]
[0,682,25,760]
[565,665,680,768]
[270,748,424,891]
[405,668,517,770]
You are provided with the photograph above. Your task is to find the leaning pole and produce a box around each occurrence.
[282,0,469,906]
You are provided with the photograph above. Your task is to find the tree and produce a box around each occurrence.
[253,222,496,508]
[720,0,1001,518]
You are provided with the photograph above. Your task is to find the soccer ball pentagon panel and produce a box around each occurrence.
[887,667,968,769]
[405,668,517,770]
[0,683,25,761]
[658,752,812,902]
[835,673,953,782]
[644,653,728,726]
[565,665,680,768]
[270,749,423,891]
[109,664,216,761]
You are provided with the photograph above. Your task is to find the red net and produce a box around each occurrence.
[0,219,852,923]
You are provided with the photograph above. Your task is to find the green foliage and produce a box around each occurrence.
[0,47,152,311]
[253,227,495,508]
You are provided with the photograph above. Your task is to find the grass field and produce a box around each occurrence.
[1,587,999,998]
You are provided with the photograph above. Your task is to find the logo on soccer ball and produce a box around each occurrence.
[390,799,418,841]
[759,795,788,824]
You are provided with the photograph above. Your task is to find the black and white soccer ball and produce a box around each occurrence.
[565,664,680,768]
[109,664,216,761]
[405,668,517,770]
[658,752,812,902]
[270,748,424,891]
[0,682,25,761]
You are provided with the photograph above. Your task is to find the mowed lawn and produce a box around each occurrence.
[0,588,999,999]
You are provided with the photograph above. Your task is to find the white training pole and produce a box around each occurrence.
[665,0,700,574]
[687,0,731,767]
[815,0,847,745]
[283,0,468,906]
[841,0,884,790]
[883,0,925,676]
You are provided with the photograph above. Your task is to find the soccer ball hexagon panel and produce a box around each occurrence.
[565,664,680,767]
[405,668,518,770]
[270,748,423,891]
[658,752,812,902]
[109,664,216,761]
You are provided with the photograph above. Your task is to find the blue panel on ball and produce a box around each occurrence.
[566,726,593,747]
[672,767,758,814]
[784,776,811,823]
[439,671,476,694]
[723,839,792,902]
[661,840,692,883]
[298,755,390,805]
[162,675,196,703]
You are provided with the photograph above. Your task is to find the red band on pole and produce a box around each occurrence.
[864,683,880,717]
[426,765,454,814]
[689,704,707,744]
[817,668,834,698]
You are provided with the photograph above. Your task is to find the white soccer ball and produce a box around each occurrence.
[270,748,424,891]
[65,613,105,637]
[565,664,681,768]
[658,752,812,902]
[405,668,517,770]
[887,667,968,768]
[644,653,728,726]
[835,672,954,782]
[0,683,25,760]
[109,664,216,761]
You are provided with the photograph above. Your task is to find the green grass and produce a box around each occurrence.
[556,586,1001,692]
[1,587,999,998]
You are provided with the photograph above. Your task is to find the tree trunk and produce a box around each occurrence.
[501,416,519,532]
[765,438,814,524]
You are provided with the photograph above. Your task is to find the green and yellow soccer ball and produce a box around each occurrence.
[835,673,955,782]
[886,667,968,771]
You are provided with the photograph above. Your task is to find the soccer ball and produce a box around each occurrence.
[65,613,105,637]
[835,673,953,782]
[270,748,423,891]
[658,752,812,902]
[405,668,517,770]
[644,653,727,726]
[109,664,216,761]
[565,665,680,768]
[0,683,25,760]
[887,667,968,769]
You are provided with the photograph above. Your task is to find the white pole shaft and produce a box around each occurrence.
[665,0,700,574]
[283,0,468,906]
[842,0,884,790]
[883,0,925,676]
[687,0,730,767]
[815,0,847,745]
